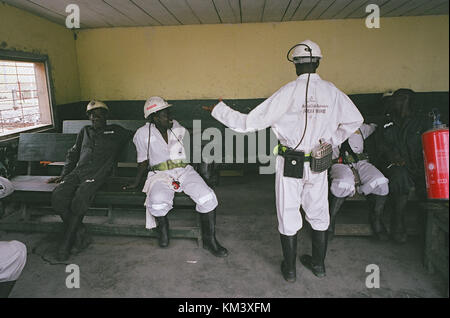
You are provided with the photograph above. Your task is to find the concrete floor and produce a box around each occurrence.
[1,174,447,298]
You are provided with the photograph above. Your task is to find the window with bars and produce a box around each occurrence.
[0,58,53,140]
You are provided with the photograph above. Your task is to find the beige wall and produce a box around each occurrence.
[75,15,449,101]
[0,3,80,104]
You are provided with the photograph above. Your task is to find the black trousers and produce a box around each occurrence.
[52,172,106,221]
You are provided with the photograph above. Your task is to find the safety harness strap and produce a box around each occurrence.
[151,159,187,171]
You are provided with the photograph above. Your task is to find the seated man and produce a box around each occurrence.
[328,122,389,241]
[124,96,227,257]
[375,89,431,243]
[49,100,133,261]
[0,240,27,298]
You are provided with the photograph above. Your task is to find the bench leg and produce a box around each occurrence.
[0,200,4,219]
[107,205,114,224]
[20,203,30,222]
[197,213,203,248]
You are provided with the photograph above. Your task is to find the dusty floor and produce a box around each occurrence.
[1,174,447,298]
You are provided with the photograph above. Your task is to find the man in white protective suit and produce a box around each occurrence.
[206,40,363,282]
[123,96,228,257]
[328,123,389,241]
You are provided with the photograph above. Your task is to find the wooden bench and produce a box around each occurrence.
[0,121,219,246]
[332,189,423,237]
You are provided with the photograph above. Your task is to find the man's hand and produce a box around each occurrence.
[47,176,63,184]
[202,98,222,113]
[122,183,139,191]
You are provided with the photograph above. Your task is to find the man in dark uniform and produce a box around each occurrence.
[48,100,133,260]
[375,89,431,243]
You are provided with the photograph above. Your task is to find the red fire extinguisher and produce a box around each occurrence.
[422,110,449,200]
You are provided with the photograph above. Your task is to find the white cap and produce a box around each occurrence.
[143,96,172,119]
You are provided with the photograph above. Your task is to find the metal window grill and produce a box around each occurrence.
[0,60,42,135]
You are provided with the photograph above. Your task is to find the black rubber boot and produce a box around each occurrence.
[328,194,346,241]
[57,214,83,261]
[280,233,297,282]
[367,194,389,241]
[200,210,228,257]
[300,230,328,278]
[72,224,93,253]
[155,216,170,248]
[391,194,408,243]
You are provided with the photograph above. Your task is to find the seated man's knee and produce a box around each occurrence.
[330,180,354,198]
[0,241,27,283]
[388,166,412,195]
[196,190,218,213]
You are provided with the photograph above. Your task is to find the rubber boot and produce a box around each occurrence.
[72,224,93,253]
[328,194,346,241]
[300,230,328,278]
[367,194,389,241]
[57,214,83,261]
[200,210,228,257]
[155,216,170,248]
[280,233,297,282]
[391,194,408,243]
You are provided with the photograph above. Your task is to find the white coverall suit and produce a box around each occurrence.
[212,73,363,236]
[330,123,389,198]
[133,120,218,229]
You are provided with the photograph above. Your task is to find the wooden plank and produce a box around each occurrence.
[30,0,110,28]
[62,120,147,133]
[212,0,240,23]
[240,0,265,23]
[186,0,221,24]
[290,0,321,21]
[1,0,69,26]
[305,0,339,20]
[131,0,181,25]
[405,0,448,16]
[379,0,412,17]
[103,0,161,26]
[261,0,290,22]
[335,223,373,236]
[346,0,389,19]
[332,0,369,19]
[281,0,302,21]
[17,133,77,162]
[159,0,201,25]
[0,220,201,240]
[423,1,449,15]
[318,0,353,19]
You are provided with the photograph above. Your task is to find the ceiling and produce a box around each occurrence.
[3,0,449,29]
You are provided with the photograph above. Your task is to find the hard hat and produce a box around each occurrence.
[143,96,172,119]
[291,40,322,64]
[382,90,394,98]
[86,100,109,113]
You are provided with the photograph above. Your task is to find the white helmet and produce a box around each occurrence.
[143,96,172,119]
[382,90,394,98]
[290,39,322,64]
[86,100,109,114]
